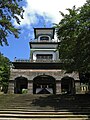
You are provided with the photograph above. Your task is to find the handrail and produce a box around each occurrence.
[14,59,61,63]
[30,39,60,43]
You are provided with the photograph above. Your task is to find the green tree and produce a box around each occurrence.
[0,0,24,46]
[0,53,10,93]
[55,0,90,73]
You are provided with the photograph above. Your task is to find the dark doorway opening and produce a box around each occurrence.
[33,75,56,94]
[14,77,28,94]
[61,76,75,94]
[79,72,90,93]
[79,72,90,84]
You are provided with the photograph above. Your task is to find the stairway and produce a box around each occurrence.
[0,110,89,120]
[0,94,90,119]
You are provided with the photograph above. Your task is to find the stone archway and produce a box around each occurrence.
[14,76,28,94]
[61,76,75,94]
[33,75,56,94]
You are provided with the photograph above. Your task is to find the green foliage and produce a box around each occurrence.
[0,0,24,46]
[22,89,28,94]
[55,0,90,73]
[0,53,10,93]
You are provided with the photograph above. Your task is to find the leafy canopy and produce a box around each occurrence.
[0,53,10,93]
[55,0,90,73]
[0,0,24,46]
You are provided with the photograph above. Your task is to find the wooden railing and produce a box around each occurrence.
[14,59,61,63]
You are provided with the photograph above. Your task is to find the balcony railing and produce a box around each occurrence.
[30,39,60,43]
[14,59,61,63]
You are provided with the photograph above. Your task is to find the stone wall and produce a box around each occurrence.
[10,69,79,81]
[8,68,80,94]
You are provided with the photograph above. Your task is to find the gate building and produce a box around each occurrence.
[8,27,82,94]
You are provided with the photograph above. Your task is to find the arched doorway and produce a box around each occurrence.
[14,76,28,94]
[61,76,75,94]
[33,75,56,94]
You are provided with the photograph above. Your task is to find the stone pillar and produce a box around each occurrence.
[75,81,81,94]
[28,81,33,94]
[8,80,14,94]
[56,81,61,94]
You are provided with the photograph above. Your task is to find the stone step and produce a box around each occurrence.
[3,107,90,111]
[0,114,89,119]
[0,118,88,120]
[0,111,89,119]
[1,108,90,113]
[0,111,90,115]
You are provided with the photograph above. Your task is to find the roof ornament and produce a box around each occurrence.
[43,12,46,28]
[43,19,46,28]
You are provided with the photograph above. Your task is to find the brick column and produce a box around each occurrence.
[8,80,14,94]
[56,81,61,94]
[75,81,81,94]
[28,81,33,94]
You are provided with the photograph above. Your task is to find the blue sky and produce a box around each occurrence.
[0,0,86,61]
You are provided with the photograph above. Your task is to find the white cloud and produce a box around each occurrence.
[15,0,86,27]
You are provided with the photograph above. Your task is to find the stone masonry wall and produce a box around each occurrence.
[9,68,80,94]
[10,69,79,81]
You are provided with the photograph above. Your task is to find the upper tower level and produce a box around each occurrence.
[13,27,61,67]
[34,28,55,42]
[30,27,60,61]
[30,27,59,49]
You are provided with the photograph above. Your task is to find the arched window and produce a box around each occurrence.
[38,35,51,41]
[40,36,49,41]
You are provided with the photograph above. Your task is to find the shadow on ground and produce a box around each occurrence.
[31,94,90,117]
[0,94,90,118]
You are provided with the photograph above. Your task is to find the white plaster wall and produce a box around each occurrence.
[56,51,59,60]
[31,44,58,49]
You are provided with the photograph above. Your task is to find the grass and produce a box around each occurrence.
[0,94,90,112]
[0,94,49,110]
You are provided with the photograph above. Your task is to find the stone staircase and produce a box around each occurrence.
[0,94,90,119]
[0,110,89,120]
